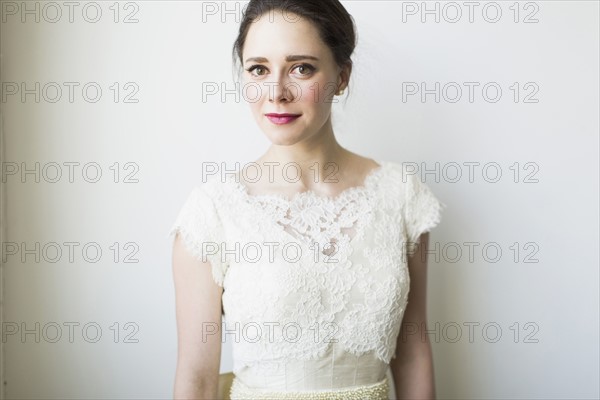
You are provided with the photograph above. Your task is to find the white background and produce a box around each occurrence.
[0,1,598,399]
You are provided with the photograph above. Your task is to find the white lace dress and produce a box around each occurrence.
[168,160,444,399]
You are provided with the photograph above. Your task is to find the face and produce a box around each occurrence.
[241,10,349,146]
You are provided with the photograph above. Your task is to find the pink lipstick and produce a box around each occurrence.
[265,113,301,125]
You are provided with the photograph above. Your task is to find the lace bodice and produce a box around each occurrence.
[168,160,444,391]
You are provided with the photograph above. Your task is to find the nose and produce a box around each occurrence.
[267,73,293,103]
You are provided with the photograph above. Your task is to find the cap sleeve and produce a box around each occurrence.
[167,186,228,287]
[403,172,444,246]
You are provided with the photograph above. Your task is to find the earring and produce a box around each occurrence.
[337,88,345,96]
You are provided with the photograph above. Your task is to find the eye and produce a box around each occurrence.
[245,63,316,78]
[293,63,316,76]
[245,64,267,77]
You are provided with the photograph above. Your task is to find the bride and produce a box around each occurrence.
[170,1,443,399]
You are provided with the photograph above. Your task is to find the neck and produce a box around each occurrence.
[258,127,352,181]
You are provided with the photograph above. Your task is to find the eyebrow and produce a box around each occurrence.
[244,54,320,63]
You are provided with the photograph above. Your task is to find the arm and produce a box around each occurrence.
[390,232,436,400]
[172,232,223,399]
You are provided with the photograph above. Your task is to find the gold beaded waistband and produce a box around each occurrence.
[229,376,389,400]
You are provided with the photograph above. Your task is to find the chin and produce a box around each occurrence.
[265,136,303,146]
[263,128,308,146]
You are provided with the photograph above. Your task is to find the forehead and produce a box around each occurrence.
[243,11,327,61]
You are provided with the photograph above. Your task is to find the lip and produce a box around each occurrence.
[265,113,301,125]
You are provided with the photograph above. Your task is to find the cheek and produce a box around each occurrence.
[243,82,266,105]
[316,80,338,103]
[295,81,335,109]
[249,102,259,115]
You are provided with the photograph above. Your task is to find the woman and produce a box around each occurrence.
[170,0,443,398]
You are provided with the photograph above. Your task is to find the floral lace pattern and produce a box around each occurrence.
[168,160,444,390]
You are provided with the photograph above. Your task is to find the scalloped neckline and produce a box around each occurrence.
[229,160,388,203]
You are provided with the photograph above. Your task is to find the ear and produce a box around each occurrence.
[337,62,352,91]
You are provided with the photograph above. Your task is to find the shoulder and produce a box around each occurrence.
[377,160,413,197]
[376,160,444,225]
[172,173,232,225]
[380,160,433,197]
[188,172,234,205]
